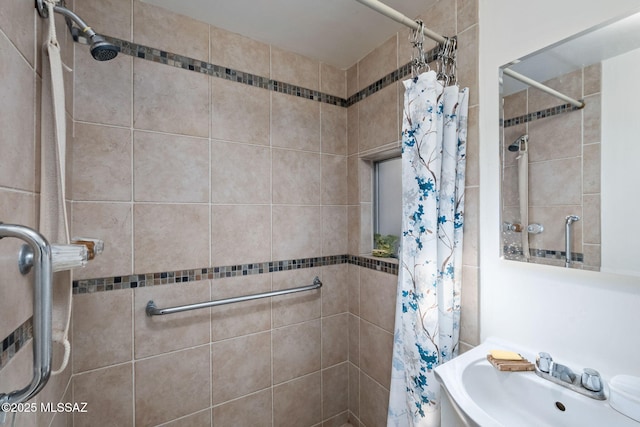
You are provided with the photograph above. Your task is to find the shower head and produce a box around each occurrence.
[88,34,119,62]
[35,0,118,61]
[565,215,581,225]
[508,134,528,152]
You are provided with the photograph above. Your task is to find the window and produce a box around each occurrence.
[373,157,401,257]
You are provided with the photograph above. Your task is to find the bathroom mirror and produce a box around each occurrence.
[499,9,640,277]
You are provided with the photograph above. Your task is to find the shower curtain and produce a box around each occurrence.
[387,70,468,427]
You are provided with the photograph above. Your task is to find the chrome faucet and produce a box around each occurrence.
[535,352,606,400]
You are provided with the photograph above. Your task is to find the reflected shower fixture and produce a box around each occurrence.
[565,215,581,268]
[35,0,119,61]
[508,134,529,152]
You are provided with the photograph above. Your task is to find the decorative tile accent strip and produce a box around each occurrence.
[502,102,582,128]
[76,34,346,107]
[347,47,441,106]
[75,33,442,109]
[0,318,33,371]
[72,254,398,294]
[74,255,342,294]
[503,246,584,262]
[347,254,399,275]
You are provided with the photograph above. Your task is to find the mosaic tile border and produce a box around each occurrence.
[346,47,441,106]
[0,318,33,371]
[504,246,584,262]
[76,33,442,109]
[347,254,399,275]
[76,34,346,107]
[502,102,582,128]
[72,254,398,294]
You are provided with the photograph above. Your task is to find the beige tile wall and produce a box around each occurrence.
[65,0,352,426]
[502,64,601,269]
[346,1,480,425]
[0,1,75,425]
[69,267,350,427]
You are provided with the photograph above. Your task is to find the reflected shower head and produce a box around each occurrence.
[36,0,118,61]
[88,34,119,62]
[508,134,528,152]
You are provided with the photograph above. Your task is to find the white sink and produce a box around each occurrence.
[434,338,640,427]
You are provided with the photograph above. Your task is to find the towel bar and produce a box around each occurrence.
[146,276,322,316]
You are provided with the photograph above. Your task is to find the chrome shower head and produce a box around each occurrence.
[508,134,528,152]
[88,34,119,62]
[36,0,118,61]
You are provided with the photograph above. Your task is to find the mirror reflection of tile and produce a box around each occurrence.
[501,66,601,271]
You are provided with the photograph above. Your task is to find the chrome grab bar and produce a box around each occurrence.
[0,224,53,408]
[565,215,580,268]
[146,276,322,316]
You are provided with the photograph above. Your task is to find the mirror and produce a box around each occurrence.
[499,9,640,276]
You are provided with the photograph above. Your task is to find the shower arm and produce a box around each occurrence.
[35,0,97,38]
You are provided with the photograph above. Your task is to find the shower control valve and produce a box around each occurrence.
[502,222,524,232]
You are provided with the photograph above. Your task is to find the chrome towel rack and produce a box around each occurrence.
[0,224,53,411]
[146,276,322,316]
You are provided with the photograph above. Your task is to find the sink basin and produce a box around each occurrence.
[434,338,640,427]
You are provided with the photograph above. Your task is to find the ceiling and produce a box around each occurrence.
[142,0,435,70]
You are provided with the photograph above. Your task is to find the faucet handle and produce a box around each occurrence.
[536,352,553,373]
[581,368,603,392]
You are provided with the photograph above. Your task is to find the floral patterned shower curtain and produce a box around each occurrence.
[387,70,469,427]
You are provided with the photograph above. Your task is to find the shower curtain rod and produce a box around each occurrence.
[503,68,585,109]
[354,0,585,109]
[354,0,447,44]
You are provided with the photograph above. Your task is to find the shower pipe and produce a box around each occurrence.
[146,276,322,316]
[353,0,585,108]
[0,224,53,412]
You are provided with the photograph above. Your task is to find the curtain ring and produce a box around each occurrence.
[437,37,458,86]
[410,20,428,77]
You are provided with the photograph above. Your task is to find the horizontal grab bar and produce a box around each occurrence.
[145,276,322,316]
